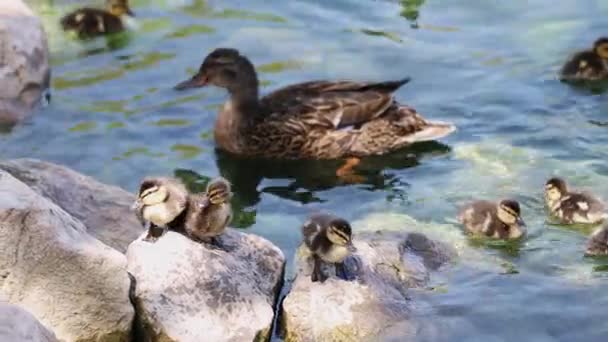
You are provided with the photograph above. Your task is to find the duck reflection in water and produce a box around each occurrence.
[170,141,449,228]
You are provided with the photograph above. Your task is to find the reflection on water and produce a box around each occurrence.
[4,0,608,340]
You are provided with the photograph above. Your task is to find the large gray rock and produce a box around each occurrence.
[281,231,454,342]
[0,170,134,341]
[127,229,285,342]
[0,303,58,342]
[0,1,50,126]
[0,158,143,253]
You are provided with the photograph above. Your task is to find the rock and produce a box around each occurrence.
[0,170,134,341]
[0,303,58,342]
[127,229,285,342]
[281,231,454,342]
[0,0,50,126]
[0,158,143,253]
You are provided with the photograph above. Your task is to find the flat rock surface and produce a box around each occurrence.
[281,230,454,342]
[0,158,143,253]
[127,229,286,342]
[0,303,58,342]
[0,170,134,341]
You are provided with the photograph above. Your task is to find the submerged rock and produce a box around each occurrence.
[0,0,50,126]
[0,158,143,252]
[281,231,453,342]
[0,303,58,342]
[127,229,285,342]
[0,170,134,341]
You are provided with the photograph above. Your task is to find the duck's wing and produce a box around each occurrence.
[261,78,410,129]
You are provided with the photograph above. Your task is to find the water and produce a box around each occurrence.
[3,0,608,340]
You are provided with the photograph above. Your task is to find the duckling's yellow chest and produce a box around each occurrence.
[214,100,244,154]
[321,245,350,263]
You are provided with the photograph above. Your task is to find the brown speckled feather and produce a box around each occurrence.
[458,200,511,239]
[61,8,125,38]
[560,51,608,81]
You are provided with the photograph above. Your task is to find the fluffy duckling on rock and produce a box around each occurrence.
[132,177,188,242]
[585,225,608,256]
[61,0,134,39]
[544,177,607,225]
[302,213,356,283]
[458,199,527,240]
[560,37,608,82]
[184,177,233,246]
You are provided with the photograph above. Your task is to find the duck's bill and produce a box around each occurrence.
[174,75,208,90]
[347,243,357,253]
[517,217,526,227]
[126,8,136,17]
[131,199,143,211]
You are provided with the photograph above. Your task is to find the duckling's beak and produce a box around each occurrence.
[347,241,357,253]
[126,7,135,17]
[174,73,208,90]
[131,199,143,211]
[516,217,526,227]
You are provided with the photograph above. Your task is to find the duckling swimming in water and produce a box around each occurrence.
[184,177,233,246]
[457,199,527,240]
[132,177,188,242]
[544,177,607,225]
[61,0,134,39]
[302,213,356,283]
[585,225,608,256]
[560,37,608,82]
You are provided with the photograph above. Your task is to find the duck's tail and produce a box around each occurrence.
[395,119,456,145]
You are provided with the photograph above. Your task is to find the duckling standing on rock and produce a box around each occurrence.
[560,37,608,82]
[61,0,134,39]
[302,213,356,283]
[184,177,233,247]
[585,225,608,256]
[544,177,607,225]
[174,48,456,180]
[457,199,527,240]
[132,177,188,242]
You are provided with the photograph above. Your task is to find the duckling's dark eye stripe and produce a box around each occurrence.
[332,228,349,240]
[502,207,517,217]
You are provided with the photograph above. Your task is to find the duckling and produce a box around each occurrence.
[560,37,608,82]
[60,0,134,39]
[544,177,607,225]
[302,213,356,283]
[174,48,455,180]
[132,177,188,242]
[183,177,233,246]
[585,225,608,256]
[457,199,527,240]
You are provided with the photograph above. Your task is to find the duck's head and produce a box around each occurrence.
[497,199,525,227]
[544,177,567,203]
[206,177,233,205]
[594,37,608,60]
[326,218,356,251]
[174,48,258,94]
[132,179,169,211]
[107,0,135,17]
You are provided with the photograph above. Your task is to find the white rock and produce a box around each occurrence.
[0,158,143,253]
[127,229,285,342]
[281,231,453,342]
[0,303,58,342]
[0,170,134,341]
[0,0,50,126]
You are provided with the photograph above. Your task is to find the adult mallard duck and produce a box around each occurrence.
[60,0,134,39]
[560,37,608,82]
[174,48,456,177]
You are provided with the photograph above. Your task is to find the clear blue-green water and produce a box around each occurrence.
[3,0,608,340]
